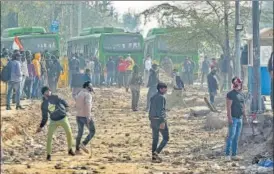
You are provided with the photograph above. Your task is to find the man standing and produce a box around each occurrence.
[225,77,246,161]
[37,86,75,161]
[117,56,128,88]
[189,58,196,85]
[20,52,29,99]
[106,57,115,86]
[93,58,101,87]
[144,55,152,86]
[161,56,173,77]
[69,54,80,87]
[75,81,95,154]
[201,56,210,87]
[149,82,169,163]
[129,65,143,111]
[32,53,41,99]
[146,64,159,112]
[6,52,23,110]
[125,54,135,92]
[268,51,273,111]
[184,58,192,85]
[207,68,219,105]
[24,57,35,99]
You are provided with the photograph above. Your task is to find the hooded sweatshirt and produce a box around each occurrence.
[32,53,41,78]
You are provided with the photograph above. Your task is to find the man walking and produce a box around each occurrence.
[146,64,159,112]
[225,77,246,161]
[75,81,95,154]
[144,55,152,86]
[201,56,210,87]
[6,52,24,110]
[129,65,142,111]
[37,86,75,161]
[207,68,219,105]
[149,82,169,163]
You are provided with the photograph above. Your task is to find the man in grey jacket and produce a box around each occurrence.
[6,52,24,110]
[149,82,169,163]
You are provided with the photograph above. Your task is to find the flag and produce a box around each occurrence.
[12,36,23,51]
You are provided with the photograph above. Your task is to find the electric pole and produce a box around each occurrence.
[78,2,82,35]
[224,1,230,91]
[235,0,241,78]
[252,0,262,112]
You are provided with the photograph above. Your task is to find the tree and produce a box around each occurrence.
[122,11,140,32]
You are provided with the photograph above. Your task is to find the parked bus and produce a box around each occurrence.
[144,28,199,74]
[1,27,60,57]
[67,27,144,66]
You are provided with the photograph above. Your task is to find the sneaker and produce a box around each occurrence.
[6,106,12,110]
[231,156,243,161]
[16,105,25,110]
[46,154,51,161]
[79,143,89,154]
[225,156,231,162]
[68,149,75,156]
[152,152,162,163]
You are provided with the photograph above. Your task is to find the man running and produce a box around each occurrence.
[75,81,95,154]
[225,77,246,161]
[149,82,169,163]
[37,86,75,161]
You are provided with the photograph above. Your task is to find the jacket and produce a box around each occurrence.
[106,60,115,73]
[207,72,218,93]
[147,69,159,87]
[118,60,128,72]
[149,92,167,122]
[32,53,41,78]
[10,60,22,82]
[201,60,210,73]
[130,73,142,91]
[126,57,135,71]
[75,88,92,118]
[40,95,69,128]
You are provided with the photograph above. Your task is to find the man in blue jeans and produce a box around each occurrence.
[225,77,247,161]
[75,81,95,154]
[149,82,169,163]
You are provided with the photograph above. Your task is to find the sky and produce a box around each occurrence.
[112,1,166,36]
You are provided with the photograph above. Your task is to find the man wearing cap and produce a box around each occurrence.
[149,82,169,163]
[75,81,95,154]
[125,54,135,92]
[37,86,75,161]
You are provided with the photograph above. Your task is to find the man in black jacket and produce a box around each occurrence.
[146,64,159,112]
[37,86,75,161]
[207,68,219,105]
[149,82,169,163]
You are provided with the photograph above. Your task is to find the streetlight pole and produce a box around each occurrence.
[235,0,241,78]
[252,0,261,112]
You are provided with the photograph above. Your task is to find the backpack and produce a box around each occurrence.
[1,61,11,82]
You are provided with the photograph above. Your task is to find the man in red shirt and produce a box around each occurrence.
[117,56,129,88]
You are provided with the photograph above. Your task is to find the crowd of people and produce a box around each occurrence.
[1,48,62,110]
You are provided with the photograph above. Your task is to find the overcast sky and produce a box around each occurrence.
[112,1,166,35]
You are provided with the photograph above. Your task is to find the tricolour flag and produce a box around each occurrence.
[12,36,24,51]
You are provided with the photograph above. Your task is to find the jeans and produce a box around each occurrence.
[93,73,100,86]
[225,117,242,156]
[76,117,96,151]
[118,72,126,87]
[47,117,73,155]
[146,87,158,110]
[32,77,40,98]
[6,81,21,106]
[20,75,26,98]
[24,77,33,99]
[131,89,140,110]
[107,71,115,85]
[151,119,169,154]
[209,91,217,104]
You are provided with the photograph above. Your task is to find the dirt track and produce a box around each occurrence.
[1,87,250,174]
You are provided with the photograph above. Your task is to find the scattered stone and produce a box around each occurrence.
[99,166,106,170]
[54,163,63,169]
[26,164,31,168]
[231,162,239,167]
[125,133,130,137]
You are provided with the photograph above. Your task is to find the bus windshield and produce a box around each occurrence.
[20,37,57,52]
[103,35,142,52]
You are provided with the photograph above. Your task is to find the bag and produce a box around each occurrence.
[1,61,11,82]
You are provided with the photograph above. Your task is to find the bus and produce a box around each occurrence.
[144,28,199,74]
[67,27,144,67]
[1,27,60,57]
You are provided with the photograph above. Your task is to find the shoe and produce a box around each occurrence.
[75,150,83,155]
[6,106,12,110]
[16,105,25,110]
[152,152,162,163]
[231,156,242,161]
[46,154,51,161]
[79,143,89,154]
[68,149,75,156]
[225,156,231,162]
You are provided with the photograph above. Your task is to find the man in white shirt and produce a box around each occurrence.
[144,55,152,86]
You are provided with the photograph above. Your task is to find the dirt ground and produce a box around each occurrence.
[0,86,271,174]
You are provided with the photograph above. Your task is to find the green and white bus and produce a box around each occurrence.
[144,28,199,73]
[67,27,144,66]
[1,27,60,56]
